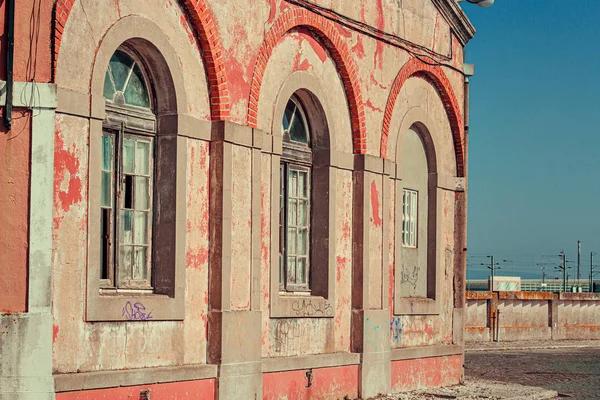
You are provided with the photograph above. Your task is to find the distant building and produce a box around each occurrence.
[0,0,475,398]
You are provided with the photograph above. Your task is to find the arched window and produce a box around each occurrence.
[280,96,312,292]
[100,47,156,291]
[400,126,430,298]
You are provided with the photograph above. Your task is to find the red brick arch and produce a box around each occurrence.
[247,8,367,154]
[53,0,230,120]
[380,58,464,176]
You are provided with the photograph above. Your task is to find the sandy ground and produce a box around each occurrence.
[374,341,600,400]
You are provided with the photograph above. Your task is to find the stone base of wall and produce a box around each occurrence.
[55,379,216,400]
[262,365,359,400]
[391,355,463,391]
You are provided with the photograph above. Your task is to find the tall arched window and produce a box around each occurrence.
[280,96,312,292]
[100,47,156,291]
[400,126,430,298]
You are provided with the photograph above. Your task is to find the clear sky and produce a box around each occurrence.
[461,1,600,279]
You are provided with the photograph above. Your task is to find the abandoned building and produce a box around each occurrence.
[0,0,475,398]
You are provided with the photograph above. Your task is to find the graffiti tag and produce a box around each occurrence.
[122,301,153,321]
[400,265,420,290]
[291,299,333,317]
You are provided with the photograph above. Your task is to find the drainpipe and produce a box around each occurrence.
[4,0,15,130]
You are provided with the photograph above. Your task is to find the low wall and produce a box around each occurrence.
[466,291,600,342]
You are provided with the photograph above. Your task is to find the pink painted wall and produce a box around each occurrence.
[56,378,215,400]
[391,355,462,391]
[0,114,31,313]
[263,365,359,400]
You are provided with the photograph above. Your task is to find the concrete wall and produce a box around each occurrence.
[465,291,600,342]
[1,0,474,398]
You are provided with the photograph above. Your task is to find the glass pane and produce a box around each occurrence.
[123,139,135,174]
[109,50,134,94]
[287,228,296,255]
[135,177,149,210]
[135,141,150,175]
[134,211,147,245]
[298,200,307,226]
[290,110,308,143]
[288,170,297,197]
[119,246,132,283]
[288,199,297,226]
[298,228,308,256]
[101,171,112,207]
[102,135,113,171]
[124,64,151,108]
[103,70,116,101]
[298,172,308,198]
[282,101,295,133]
[287,257,296,284]
[297,258,306,284]
[120,210,133,244]
[133,247,147,280]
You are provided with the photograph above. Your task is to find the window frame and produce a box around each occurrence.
[85,32,187,322]
[279,97,313,294]
[100,46,157,293]
[268,77,340,319]
[401,189,418,248]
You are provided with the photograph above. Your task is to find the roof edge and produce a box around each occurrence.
[432,0,476,47]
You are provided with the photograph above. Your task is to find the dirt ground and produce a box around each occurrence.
[377,341,600,400]
[465,346,600,399]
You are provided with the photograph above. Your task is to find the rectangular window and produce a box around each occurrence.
[279,163,311,292]
[402,189,418,248]
[101,129,153,291]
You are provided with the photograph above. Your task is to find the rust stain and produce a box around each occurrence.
[370,180,381,227]
[466,291,492,300]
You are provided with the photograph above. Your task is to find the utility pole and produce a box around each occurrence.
[561,251,567,293]
[577,240,581,283]
[591,252,597,293]
[490,255,495,291]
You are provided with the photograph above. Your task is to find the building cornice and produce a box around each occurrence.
[432,0,476,47]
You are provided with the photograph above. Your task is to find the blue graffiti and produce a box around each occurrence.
[390,317,405,343]
[122,301,153,321]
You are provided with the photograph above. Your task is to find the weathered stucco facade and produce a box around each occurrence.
[0,0,475,398]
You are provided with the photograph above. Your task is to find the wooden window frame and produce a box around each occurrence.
[279,97,313,294]
[401,189,418,248]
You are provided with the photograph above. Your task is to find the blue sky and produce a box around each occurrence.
[461,1,600,279]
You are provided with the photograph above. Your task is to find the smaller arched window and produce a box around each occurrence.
[100,47,156,291]
[280,97,312,292]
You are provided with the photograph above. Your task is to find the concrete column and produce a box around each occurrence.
[0,82,57,399]
[208,121,262,399]
[352,154,391,398]
[549,295,559,340]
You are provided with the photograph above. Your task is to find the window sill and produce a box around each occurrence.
[394,297,440,316]
[270,294,334,318]
[86,291,184,322]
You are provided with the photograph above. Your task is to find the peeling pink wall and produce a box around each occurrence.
[0,114,31,313]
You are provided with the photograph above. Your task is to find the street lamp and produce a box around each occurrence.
[458,0,495,7]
